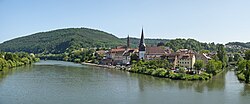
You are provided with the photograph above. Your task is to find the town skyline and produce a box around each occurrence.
[1,0,250,44]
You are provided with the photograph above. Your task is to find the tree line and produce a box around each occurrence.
[236,50,250,83]
[0,52,40,70]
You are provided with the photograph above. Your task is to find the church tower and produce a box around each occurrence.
[138,28,146,59]
[127,35,130,49]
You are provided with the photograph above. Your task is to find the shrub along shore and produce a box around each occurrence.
[0,52,40,72]
[129,67,213,80]
[81,59,218,81]
[127,59,215,81]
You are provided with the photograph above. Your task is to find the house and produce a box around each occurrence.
[122,49,138,65]
[162,53,178,69]
[195,53,211,64]
[102,35,135,65]
[145,46,168,60]
[163,49,196,69]
[106,48,126,65]
[177,53,196,69]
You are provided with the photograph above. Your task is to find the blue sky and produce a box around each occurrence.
[1,0,250,44]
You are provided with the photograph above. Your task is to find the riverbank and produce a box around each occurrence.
[80,62,214,81]
[2,60,248,104]
[81,62,116,69]
[0,52,40,72]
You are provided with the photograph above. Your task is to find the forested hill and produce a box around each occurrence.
[0,28,125,53]
[0,28,169,54]
[1,27,245,54]
[165,38,218,52]
[225,42,250,52]
[120,38,169,48]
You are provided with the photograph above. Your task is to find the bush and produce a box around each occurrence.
[74,58,81,63]
[129,67,138,73]
[237,73,246,81]
[151,68,167,77]
[138,67,146,73]
[192,75,200,80]
[145,69,154,75]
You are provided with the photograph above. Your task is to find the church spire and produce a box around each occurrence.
[127,35,130,49]
[139,28,146,51]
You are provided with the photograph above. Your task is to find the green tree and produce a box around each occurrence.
[234,53,241,62]
[245,50,250,60]
[130,53,138,63]
[194,60,205,74]
[217,44,228,68]
[200,50,210,54]
[245,60,250,83]
[206,60,222,75]
[237,60,247,72]
[0,58,8,69]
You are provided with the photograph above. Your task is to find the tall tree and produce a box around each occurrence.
[194,60,205,74]
[244,50,250,60]
[234,53,241,62]
[217,44,228,68]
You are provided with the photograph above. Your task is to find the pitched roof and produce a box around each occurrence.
[146,46,166,55]
[123,49,136,56]
[178,54,194,59]
[110,48,126,53]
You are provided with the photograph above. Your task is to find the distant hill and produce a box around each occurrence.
[0,28,125,53]
[2,27,244,54]
[225,42,250,52]
[165,38,218,52]
[0,28,169,54]
[121,37,169,48]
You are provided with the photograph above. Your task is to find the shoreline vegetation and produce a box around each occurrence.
[0,52,40,73]
[235,50,250,84]
[80,60,219,81]
[36,44,229,81]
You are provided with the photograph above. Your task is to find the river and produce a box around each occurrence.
[0,60,250,104]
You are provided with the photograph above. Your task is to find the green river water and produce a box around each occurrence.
[0,60,250,104]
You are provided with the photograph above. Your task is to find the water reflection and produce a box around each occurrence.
[241,84,250,96]
[1,61,250,104]
[130,70,226,93]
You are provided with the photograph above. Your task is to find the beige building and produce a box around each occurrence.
[145,46,169,60]
[195,53,211,64]
[164,49,196,69]
[177,54,196,69]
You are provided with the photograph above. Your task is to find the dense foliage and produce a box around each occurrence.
[236,50,250,83]
[0,52,39,70]
[0,28,171,54]
[37,48,102,64]
[165,38,217,52]
[0,28,125,54]
[216,44,228,68]
[226,42,250,49]
[129,60,212,80]
[121,37,169,48]
[205,60,223,75]
[194,60,205,72]
[225,42,250,52]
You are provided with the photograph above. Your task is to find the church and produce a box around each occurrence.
[138,28,170,60]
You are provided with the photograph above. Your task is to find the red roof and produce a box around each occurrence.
[146,46,166,55]
[110,48,126,53]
